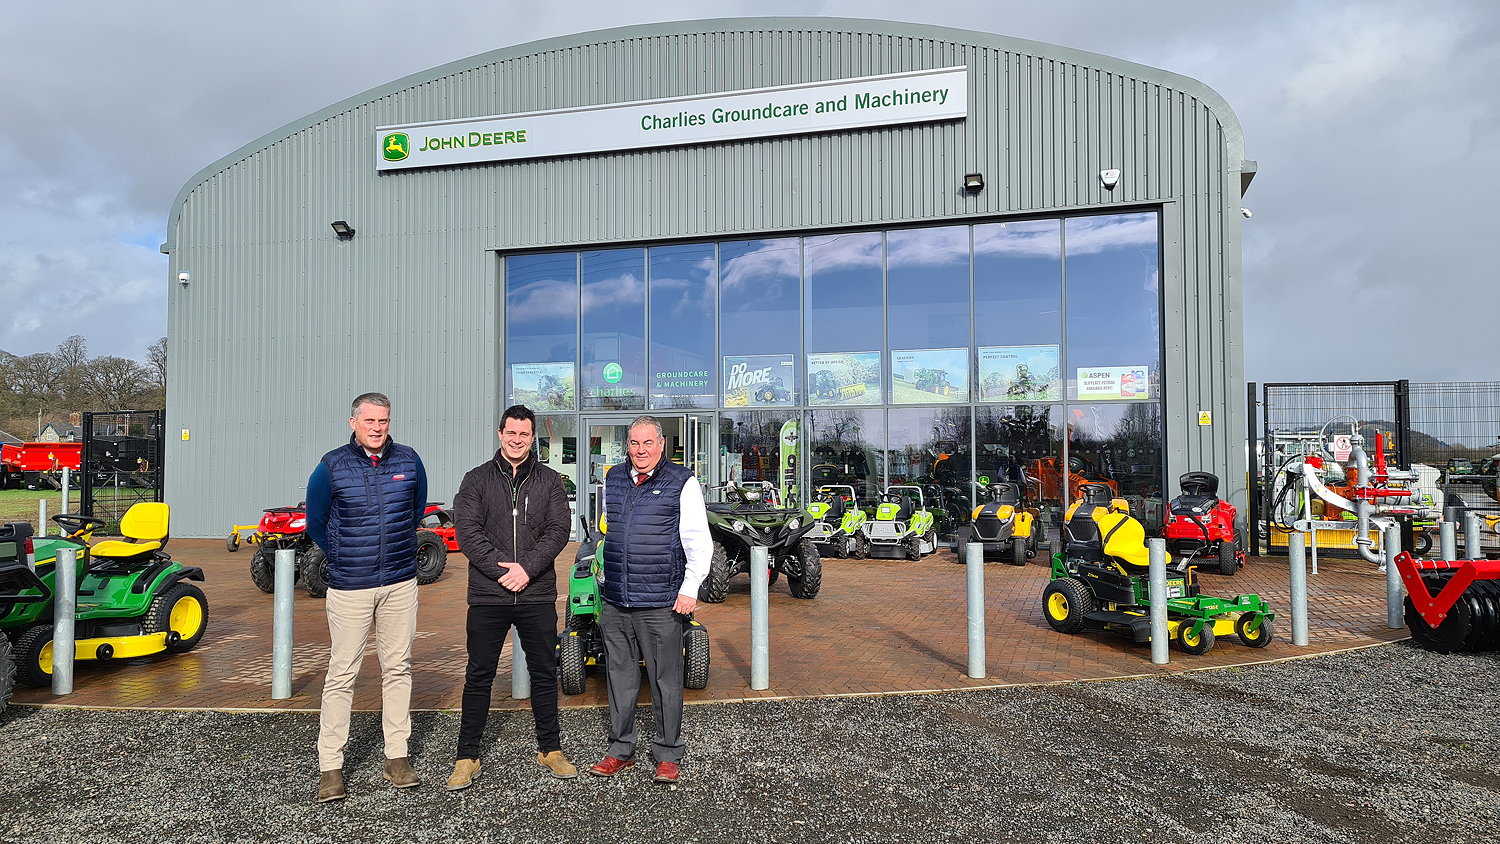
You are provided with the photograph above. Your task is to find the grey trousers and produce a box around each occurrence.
[601,602,686,763]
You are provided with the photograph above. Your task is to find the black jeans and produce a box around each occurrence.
[457,602,561,759]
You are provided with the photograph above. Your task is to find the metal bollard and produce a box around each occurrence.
[965,542,985,679]
[1289,531,1309,646]
[38,499,47,536]
[1440,520,1457,562]
[1384,525,1403,629]
[1465,511,1481,560]
[271,548,295,699]
[750,545,770,690]
[511,628,530,699]
[1148,538,1169,665]
[52,546,77,695]
[59,468,71,532]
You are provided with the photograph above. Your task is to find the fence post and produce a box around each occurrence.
[271,548,295,699]
[1440,520,1457,562]
[1465,511,1482,560]
[1289,531,1309,646]
[51,546,77,696]
[511,628,530,699]
[1148,538,1169,665]
[38,498,47,536]
[1384,524,1403,629]
[965,541,985,679]
[750,545,770,690]
[59,468,71,530]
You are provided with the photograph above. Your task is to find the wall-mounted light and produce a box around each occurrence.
[177,271,191,288]
[330,220,356,240]
[962,173,985,193]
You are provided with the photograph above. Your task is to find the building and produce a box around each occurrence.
[164,17,1253,539]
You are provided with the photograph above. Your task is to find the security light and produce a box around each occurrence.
[962,173,985,193]
[330,220,356,239]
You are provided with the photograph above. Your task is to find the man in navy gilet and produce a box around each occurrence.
[587,415,711,784]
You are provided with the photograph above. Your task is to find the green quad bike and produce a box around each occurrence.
[556,518,710,696]
[699,481,822,602]
[803,484,869,559]
[861,485,938,561]
[0,503,209,689]
[1042,484,1274,655]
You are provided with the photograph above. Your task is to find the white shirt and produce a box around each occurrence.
[630,466,713,598]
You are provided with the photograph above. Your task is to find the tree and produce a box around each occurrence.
[79,356,153,411]
[147,337,166,390]
[53,335,88,402]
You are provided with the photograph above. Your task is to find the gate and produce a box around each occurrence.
[81,410,164,526]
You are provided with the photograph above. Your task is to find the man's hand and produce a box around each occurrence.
[497,562,530,592]
[673,593,697,614]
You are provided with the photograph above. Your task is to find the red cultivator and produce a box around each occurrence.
[1393,551,1500,653]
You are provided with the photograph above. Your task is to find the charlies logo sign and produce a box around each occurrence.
[375,66,967,171]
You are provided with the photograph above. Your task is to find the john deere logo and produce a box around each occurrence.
[603,363,623,384]
[382,133,410,162]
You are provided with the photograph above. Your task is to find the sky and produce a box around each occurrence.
[2,0,1496,383]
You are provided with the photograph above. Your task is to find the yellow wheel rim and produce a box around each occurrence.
[1181,625,1201,647]
[38,640,54,676]
[170,595,205,639]
[1047,592,1069,619]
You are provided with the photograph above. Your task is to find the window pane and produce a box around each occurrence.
[505,253,577,410]
[1065,213,1161,401]
[649,244,716,409]
[886,225,970,350]
[580,248,646,411]
[534,414,579,538]
[808,408,885,506]
[718,410,801,507]
[973,220,1061,347]
[887,406,973,540]
[805,231,883,355]
[720,238,800,364]
[1067,402,1165,531]
[975,405,1063,545]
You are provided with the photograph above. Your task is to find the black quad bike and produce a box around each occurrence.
[699,481,822,602]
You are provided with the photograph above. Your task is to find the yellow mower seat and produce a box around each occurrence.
[90,502,170,559]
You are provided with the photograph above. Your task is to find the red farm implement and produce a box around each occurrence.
[1393,551,1500,653]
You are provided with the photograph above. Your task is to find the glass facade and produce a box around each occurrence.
[505,210,1167,539]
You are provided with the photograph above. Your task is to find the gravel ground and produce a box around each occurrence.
[2,641,1497,843]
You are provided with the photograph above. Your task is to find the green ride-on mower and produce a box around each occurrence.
[556,517,710,696]
[700,481,822,601]
[954,481,1044,566]
[861,485,938,561]
[804,484,869,559]
[0,503,209,689]
[1042,484,1274,656]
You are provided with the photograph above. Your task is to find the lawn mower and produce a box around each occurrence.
[1042,483,1275,655]
[803,484,868,559]
[954,481,1041,566]
[700,481,821,601]
[0,503,209,688]
[861,485,937,561]
[1161,472,1244,576]
[557,517,710,695]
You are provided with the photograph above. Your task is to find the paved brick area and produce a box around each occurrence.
[10,539,1407,711]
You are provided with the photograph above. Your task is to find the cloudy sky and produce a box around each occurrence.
[2,0,1495,383]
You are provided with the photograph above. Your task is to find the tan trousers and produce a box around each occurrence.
[317,578,419,771]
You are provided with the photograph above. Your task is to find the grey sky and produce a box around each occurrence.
[3,1,1495,382]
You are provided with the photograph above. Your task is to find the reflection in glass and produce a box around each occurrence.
[887,406,973,538]
[973,220,1062,348]
[1067,402,1165,533]
[975,405,1063,542]
[579,248,646,411]
[808,409,885,507]
[718,410,801,507]
[1065,213,1161,400]
[534,414,580,537]
[887,225,970,351]
[720,238,800,357]
[649,244,717,409]
[805,231,883,355]
[505,253,578,405]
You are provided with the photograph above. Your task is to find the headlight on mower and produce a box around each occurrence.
[787,518,800,531]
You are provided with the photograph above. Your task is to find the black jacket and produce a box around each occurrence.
[453,451,571,605]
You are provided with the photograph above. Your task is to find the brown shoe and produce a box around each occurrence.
[446,758,481,792]
[587,756,635,777]
[537,750,578,779]
[653,761,680,784]
[383,756,421,788]
[317,770,346,803]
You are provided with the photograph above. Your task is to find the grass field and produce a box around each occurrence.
[0,488,146,533]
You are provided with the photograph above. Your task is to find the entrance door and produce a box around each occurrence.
[582,414,717,530]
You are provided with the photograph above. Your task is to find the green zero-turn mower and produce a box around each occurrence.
[699,481,822,602]
[556,517,710,696]
[1042,483,1274,656]
[804,484,869,559]
[0,503,208,689]
[861,484,938,561]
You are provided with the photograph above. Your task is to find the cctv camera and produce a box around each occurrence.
[177,271,191,287]
[1099,169,1121,191]
[1241,208,1253,219]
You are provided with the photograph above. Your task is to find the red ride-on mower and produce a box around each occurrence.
[1162,472,1243,576]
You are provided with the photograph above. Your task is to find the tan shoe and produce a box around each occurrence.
[537,750,578,779]
[382,756,421,788]
[446,758,482,792]
[317,770,346,803]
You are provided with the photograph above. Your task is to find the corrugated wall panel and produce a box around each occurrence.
[164,18,1248,534]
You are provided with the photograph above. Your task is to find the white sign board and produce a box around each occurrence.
[1331,434,1353,461]
[375,66,968,171]
[1075,366,1150,401]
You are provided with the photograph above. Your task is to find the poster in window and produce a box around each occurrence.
[806,352,881,406]
[722,354,797,407]
[510,362,576,411]
[1075,365,1151,401]
[889,348,969,404]
[978,345,1060,402]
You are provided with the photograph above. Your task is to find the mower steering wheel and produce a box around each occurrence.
[53,514,107,535]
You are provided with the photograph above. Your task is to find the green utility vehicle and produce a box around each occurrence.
[804,485,868,559]
[700,481,822,601]
[861,485,938,560]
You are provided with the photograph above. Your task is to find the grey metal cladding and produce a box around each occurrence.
[164,17,1249,535]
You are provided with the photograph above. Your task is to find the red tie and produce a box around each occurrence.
[371,454,380,468]
[635,472,648,486]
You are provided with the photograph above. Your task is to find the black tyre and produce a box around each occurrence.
[698,542,730,603]
[904,534,922,561]
[249,546,276,594]
[682,624,710,690]
[414,529,447,585]
[1413,531,1433,557]
[1011,537,1027,567]
[14,624,54,688]
[144,581,209,653]
[1042,578,1094,633]
[226,533,240,553]
[0,635,13,713]
[558,631,587,695]
[1215,540,1239,576]
[954,528,970,565]
[1173,620,1216,655]
[851,533,870,559]
[786,540,822,599]
[302,547,330,598]
[831,533,850,560]
[1405,592,1473,654]
[1235,613,1275,648]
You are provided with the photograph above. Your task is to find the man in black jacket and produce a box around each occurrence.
[446,404,576,791]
